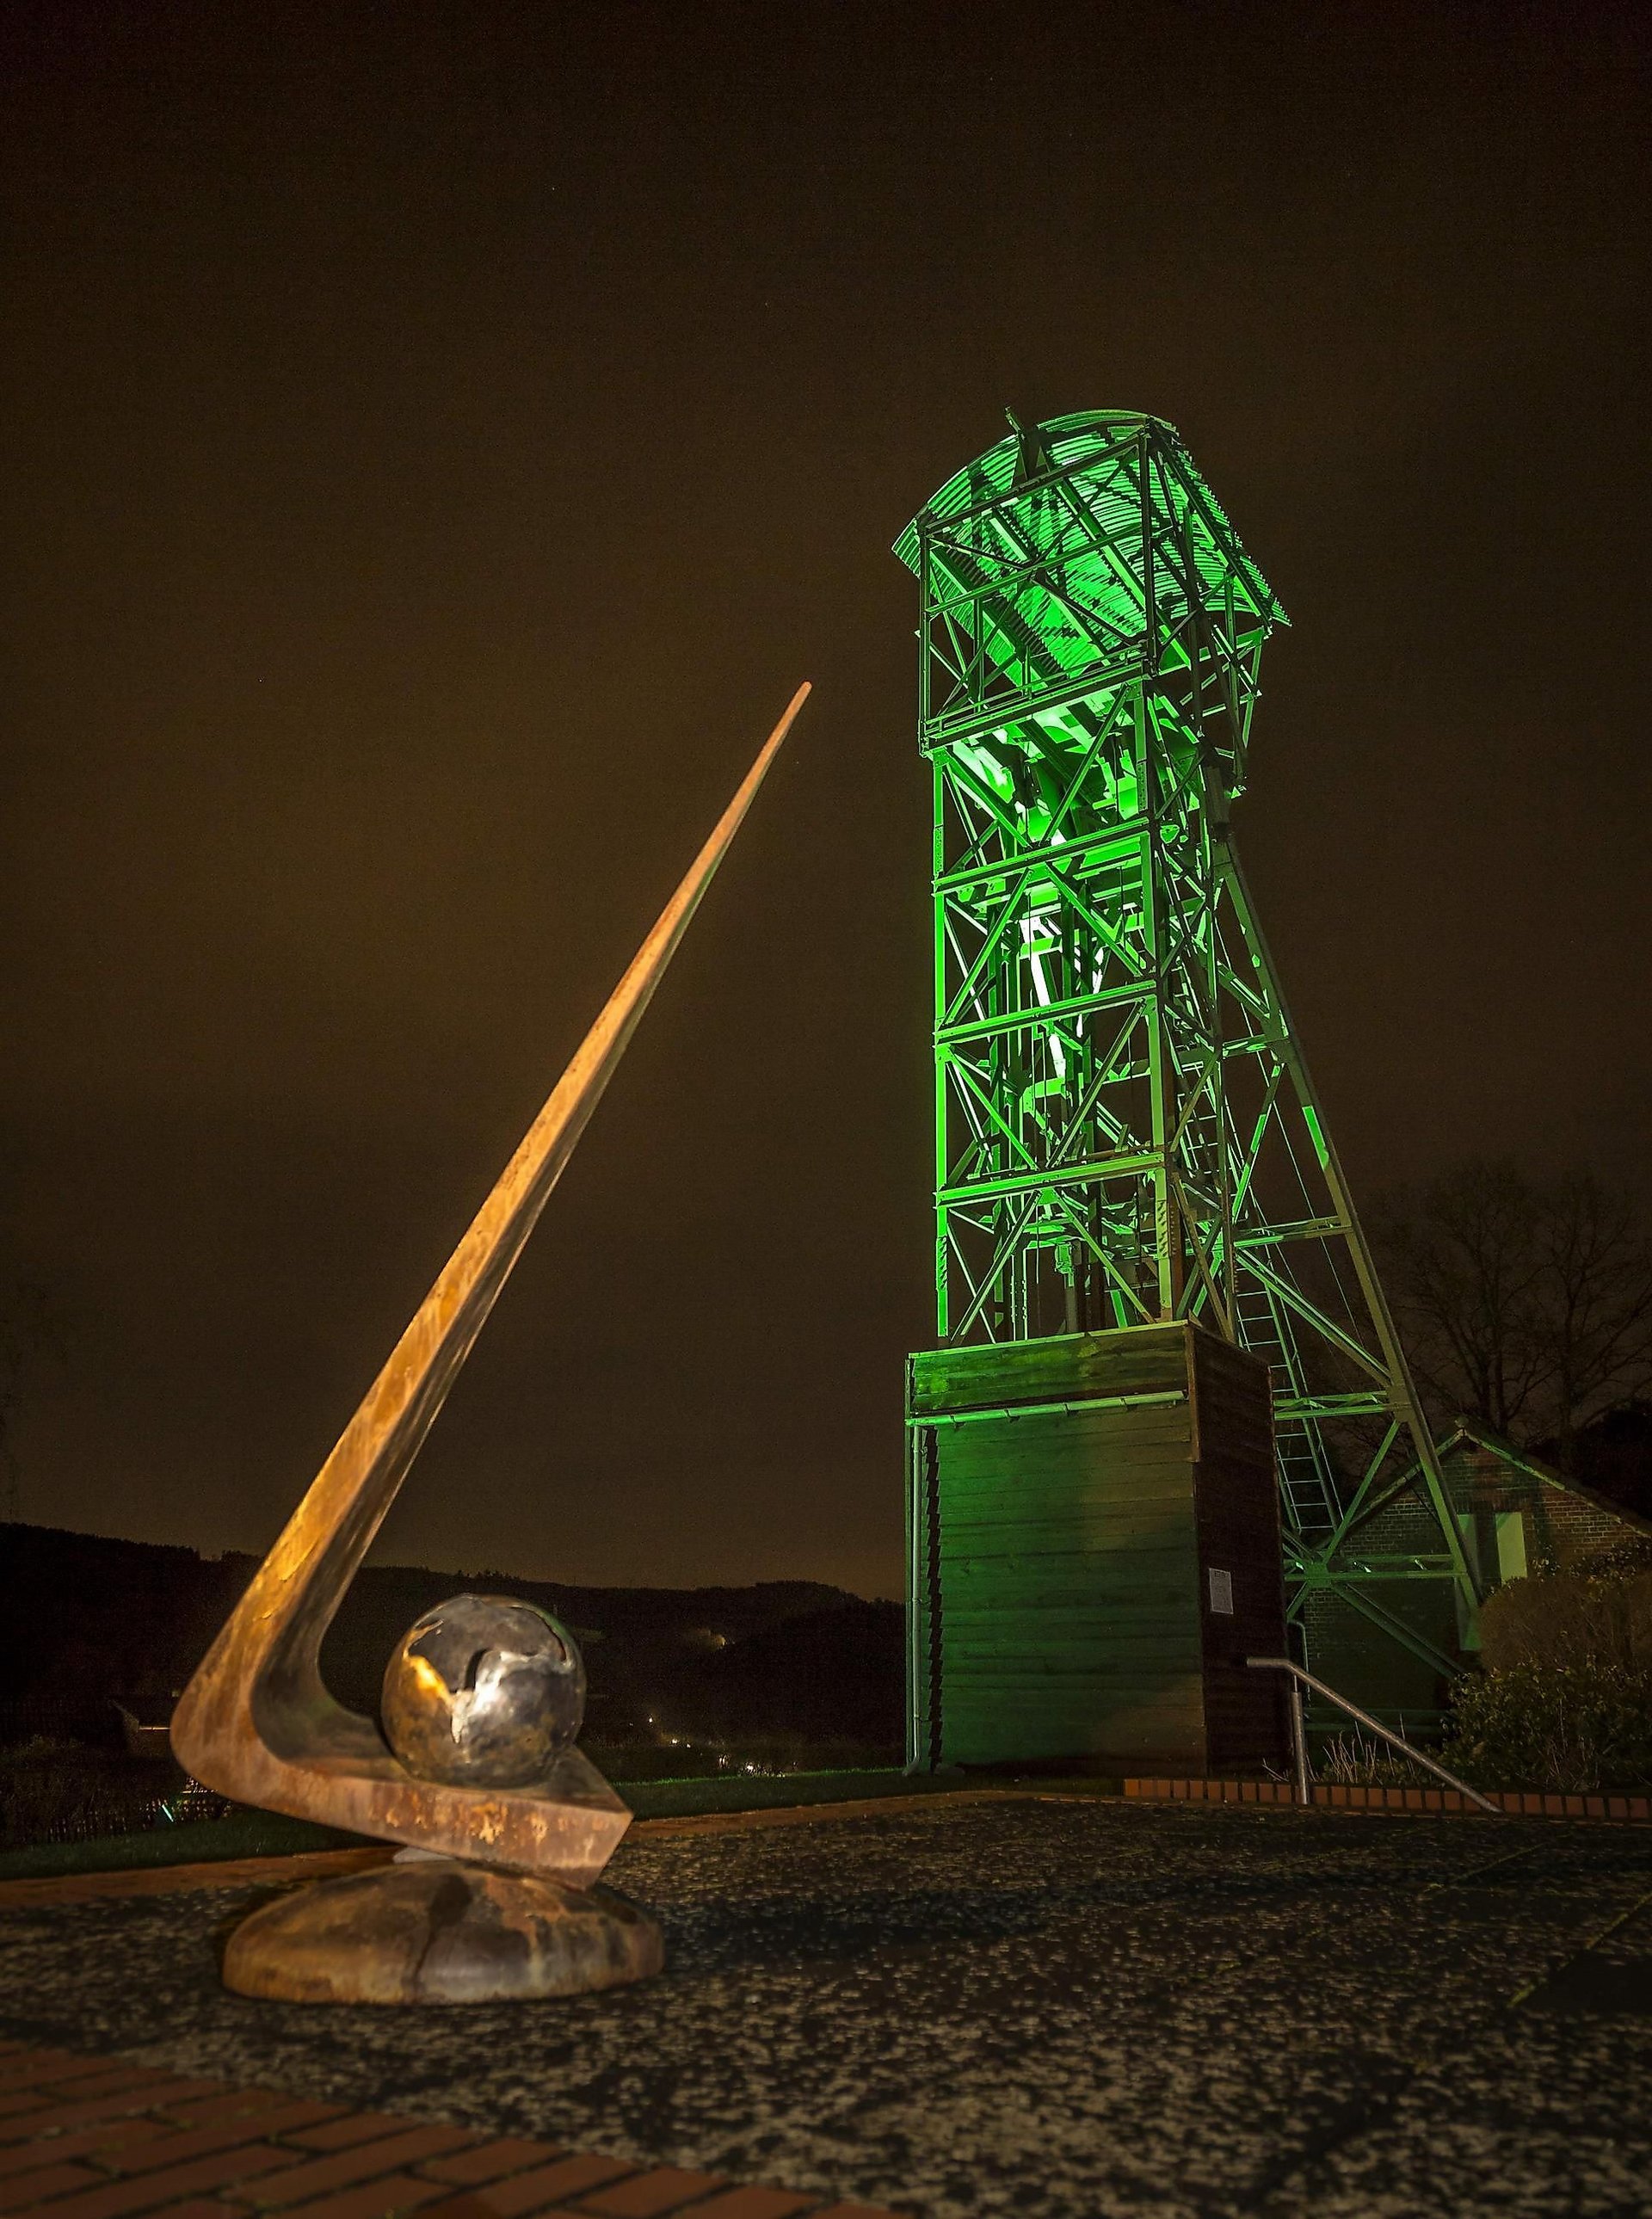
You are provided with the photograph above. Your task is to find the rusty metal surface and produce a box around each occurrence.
[221,1860,665,2004]
[170,684,810,1885]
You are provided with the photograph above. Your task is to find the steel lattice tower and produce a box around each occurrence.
[895,411,1478,1683]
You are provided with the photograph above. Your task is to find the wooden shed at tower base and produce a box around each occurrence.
[906,1321,1289,1775]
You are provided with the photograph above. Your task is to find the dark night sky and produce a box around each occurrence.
[2,2,1648,1596]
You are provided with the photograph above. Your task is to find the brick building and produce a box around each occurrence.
[1301,1421,1652,1734]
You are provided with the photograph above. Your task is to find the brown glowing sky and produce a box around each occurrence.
[2,3,1648,1596]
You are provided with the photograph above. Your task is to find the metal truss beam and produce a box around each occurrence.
[897,410,1480,1662]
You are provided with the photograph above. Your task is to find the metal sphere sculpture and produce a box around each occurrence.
[382,1595,586,1788]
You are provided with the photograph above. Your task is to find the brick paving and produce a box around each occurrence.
[0,2048,895,2219]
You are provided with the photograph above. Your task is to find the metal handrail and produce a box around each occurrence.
[1247,1655,1503,1817]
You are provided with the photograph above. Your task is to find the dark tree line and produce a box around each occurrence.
[0,1276,61,1523]
[1372,1161,1652,1476]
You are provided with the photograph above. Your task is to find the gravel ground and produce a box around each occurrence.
[0,1796,1648,2218]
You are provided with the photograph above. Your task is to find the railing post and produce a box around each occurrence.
[1287,1677,1310,1808]
[1245,1655,1503,1817]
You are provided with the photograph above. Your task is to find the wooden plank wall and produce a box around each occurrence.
[909,1322,1287,1774]
[912,1325,1202,1769]
[1190,1332,1289,1772]
[936,1399,1205,1766]
[910,1325,1192,1417]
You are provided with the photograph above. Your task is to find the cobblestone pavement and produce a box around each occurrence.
[0,1797,1648,2218]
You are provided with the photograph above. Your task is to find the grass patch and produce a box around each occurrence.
[0,1769,960,1878]
[624,1766,918,1818]
[0,1809,368,1882]
[0,1760,1123,1883]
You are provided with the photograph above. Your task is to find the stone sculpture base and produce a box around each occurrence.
[222,1858,665,2005]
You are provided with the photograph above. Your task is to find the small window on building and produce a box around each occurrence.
[1208,1568,1234,1615]
[1495,1511,1527,1583]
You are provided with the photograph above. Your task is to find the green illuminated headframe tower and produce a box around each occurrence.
[896,412,1477,1759]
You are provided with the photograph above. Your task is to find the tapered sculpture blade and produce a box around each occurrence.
[171,683,810,1883]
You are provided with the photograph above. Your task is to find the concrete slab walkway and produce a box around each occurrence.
[1,1796,1648,2216]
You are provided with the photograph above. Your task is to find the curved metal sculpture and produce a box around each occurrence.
[172,683,810,1914]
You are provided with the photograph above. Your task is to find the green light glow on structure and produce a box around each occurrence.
[896,410,1479,1667]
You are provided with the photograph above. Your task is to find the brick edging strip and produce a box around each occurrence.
[0,2041,899,2219]
[0,1791,1100,1912]
[26,1769,1642,1915]
[632,1787,1073,1841]
[0,1852,398,1914]
[1123,1778,1651,1820]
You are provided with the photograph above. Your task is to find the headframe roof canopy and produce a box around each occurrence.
[895,411,1285,755]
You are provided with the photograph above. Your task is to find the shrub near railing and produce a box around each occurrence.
[1446,1658,1652,1794]
[1442,1537,1652,1794]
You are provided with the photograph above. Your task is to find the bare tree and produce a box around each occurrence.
[1538,1174,1652,1466]
[1372,1161,1652,1462]
[1372,1162,1549,1437]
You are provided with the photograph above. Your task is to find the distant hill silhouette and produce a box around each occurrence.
[0,1522,901,1757]
[673,1600,906,1744]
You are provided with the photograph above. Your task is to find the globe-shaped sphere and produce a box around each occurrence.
[380,1593,586,1789]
